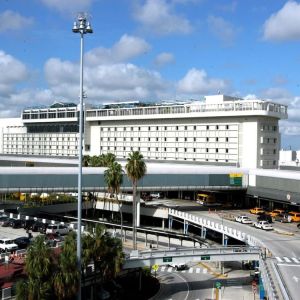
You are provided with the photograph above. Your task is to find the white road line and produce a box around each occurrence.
[181,270,186,273]
[188,268,193,273]
[171,272,190,300]
[276,257,283,262]
[291,258,300,263]
[277,264,300,267]
[196,268,200,273]
[161,266,166,272]
[203,268,207,274]
[283,257,291,263]
[167,267,172,272]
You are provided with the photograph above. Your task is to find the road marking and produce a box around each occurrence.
[276,257,283,262]
[172,272,190,300]
[161,266,166,272]
[203,268,207,274]
[196,268,200,273]
[292,258,300,263]
[293,276,299,283]
[277,264,300,267]
[181,270,186,273]
[283,257,291,263]
[188,268,193,273]
[167,267,172,272]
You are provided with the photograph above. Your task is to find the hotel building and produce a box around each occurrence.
[0,95,287,169]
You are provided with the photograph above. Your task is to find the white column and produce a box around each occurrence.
[136,191,141,227]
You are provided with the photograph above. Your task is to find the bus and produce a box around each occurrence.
[196,193,218,206]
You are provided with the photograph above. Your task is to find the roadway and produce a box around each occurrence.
[177,206,300,300]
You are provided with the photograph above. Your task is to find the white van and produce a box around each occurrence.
[46,224,70,235]
[150,192,161,199]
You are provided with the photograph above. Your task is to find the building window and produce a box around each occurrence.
[184,137,187,142]
[148,147,150,151]
[164,137,167,141]
[138,127,141,131]
[131,137,133,141]
[138,137,141,141]
[273,149,276,154]
[216,125,219,130]
[194,126,196,130]
[165,126,167,130]
[148,137,151,141]
[156,137,159,141]
[206,125,209,130]
[124,127,126,131]
[176,148,178,152]
[226,125,229,129]
[194,137,196,142]
[193,148,196,152]
[226,148,229,153]
[184,126,187,130]
[206,148,209,152]
[148,126,151,131]
[123,147,126,150]
[156,147,158,151]
[216,137,219,142]
[131,147,133,150]
[184,148,187,152]
[226,137,229,142]
[273,160,276,165]
[156,126,159,131]
[176,137,179,142]
[176,126,179,130]
[131,127,133,131]
[164,147,167,151]
[206,137,209,142]
[274,138,277,143]
[216,149,219,153]
[114,127,117,131]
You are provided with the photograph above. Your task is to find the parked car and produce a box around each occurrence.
[1,218,15,227]
[31,221,48,233]
[274,213,291,223]
[250,207,265,215]
[235,215,253,224]
[44,233,63,247]
[257,213,273,223]
[0,216,9,226]
[267,209,285,217]
[46,224,70,235]
[23,219,36,230]
[254,221,273,230]
[288,211,300,222]
[10,219,24,229]
[0,238,18,253]
[14,236,32,249]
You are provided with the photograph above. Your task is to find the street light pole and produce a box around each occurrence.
[72,13,93,299]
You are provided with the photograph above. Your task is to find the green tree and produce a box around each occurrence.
[83,155,91,167]
[104,161,124,240]
[125,151,147,250]
[53,232,79,299]
[16,235,53,300]
[100,153,116,167]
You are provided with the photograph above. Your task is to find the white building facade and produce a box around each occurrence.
[0,95,287,169]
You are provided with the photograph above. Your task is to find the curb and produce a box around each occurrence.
[274,229,294,236]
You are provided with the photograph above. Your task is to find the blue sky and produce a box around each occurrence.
[1,0,300,149]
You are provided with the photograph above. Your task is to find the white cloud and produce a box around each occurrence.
[263,1,300,41]
[40,0,93,14]
[85,35,150,65]
[0,51,28,95]
[44,57,167,102]
[177,68,228,94]
[261,87,292,105]
[0,10,33,33]
[153,52,175,67]
[207,15,238,45]
[133,0,192,35]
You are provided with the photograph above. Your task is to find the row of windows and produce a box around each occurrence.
[100,146,233,153]
[4,150,76,156]
[260,137,277,144]
[100,124,233,132]
[4,145,77,150]
[100,137,233,142]
[5,136,77,142]
[260,125,277,132]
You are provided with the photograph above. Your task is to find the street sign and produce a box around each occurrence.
[163,257,172,263]
[215,281,222,289]
[152,264,159,272]
[201,255,210,261]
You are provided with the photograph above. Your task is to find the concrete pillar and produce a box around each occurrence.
[270,201,274,210]
[136,191,141,227]
[201,226,207,239]
[162,219,165,230]
[156,234,159,248]
[168,236,170,249]
[168,217,173,230]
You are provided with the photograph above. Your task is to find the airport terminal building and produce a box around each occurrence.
[0,95,287,169]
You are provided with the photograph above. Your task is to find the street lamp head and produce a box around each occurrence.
[72,12,93,35]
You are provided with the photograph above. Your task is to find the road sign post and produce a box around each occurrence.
[252,281,257,299]
[152,264,159,278]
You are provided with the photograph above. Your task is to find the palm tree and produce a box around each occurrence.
[53,232,79,299]
[18,235,53,300]
[125,151,147,250]
[100,152,116,167]
[104,161,124,240]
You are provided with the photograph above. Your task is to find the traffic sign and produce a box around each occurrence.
[215,281,222,289]
[163,257,172,263]
[152,264,159,272]
[201,255,210,261]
